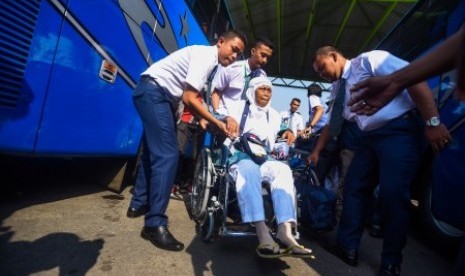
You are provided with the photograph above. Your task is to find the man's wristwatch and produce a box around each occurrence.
[425,116,441,127]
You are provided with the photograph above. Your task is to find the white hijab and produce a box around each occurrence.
[243,77,280,148]
[218,77,281,149]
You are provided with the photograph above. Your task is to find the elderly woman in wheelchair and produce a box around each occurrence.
[190,77,312,258]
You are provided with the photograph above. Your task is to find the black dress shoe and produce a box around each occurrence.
[141,226,184,251]
[330,244,358,266]
[127,205,148,218]
[378,264,401,276]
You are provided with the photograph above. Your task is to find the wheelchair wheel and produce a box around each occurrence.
[190,148,214,222]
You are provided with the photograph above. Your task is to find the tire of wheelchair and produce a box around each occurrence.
[190,148,214,222]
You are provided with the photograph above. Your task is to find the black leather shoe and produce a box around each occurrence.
[126,205,148,218]
[378,264,401,276]
[330,244,358,266]
[141,226,184,251]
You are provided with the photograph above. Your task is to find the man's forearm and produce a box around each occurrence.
[313,125,330,154]
[310,107,324,127]
[211,90,221,111]
[407,82,439,120]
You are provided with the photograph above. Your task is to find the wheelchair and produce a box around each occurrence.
[187,133,301,242]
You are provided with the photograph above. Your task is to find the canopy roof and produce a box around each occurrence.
[224,0,419,85]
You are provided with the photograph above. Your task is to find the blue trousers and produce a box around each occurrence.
[130,78,179,227]
[337,114,425,266]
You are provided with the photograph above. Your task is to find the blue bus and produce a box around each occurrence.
[377,0,465,250]
[0,0,230,156]
[0,0,233,190]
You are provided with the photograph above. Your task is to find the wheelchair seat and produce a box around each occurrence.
[187,132,299,243]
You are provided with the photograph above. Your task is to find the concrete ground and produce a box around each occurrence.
[0,157,457,275]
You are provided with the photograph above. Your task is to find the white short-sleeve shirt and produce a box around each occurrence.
[279,110,304,134]
[212,59,267,111]
[308,95,328,132]
[142,45,218,100]
[327,50,415,131]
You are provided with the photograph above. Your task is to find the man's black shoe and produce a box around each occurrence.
[378,264,401,276]
[141,226,184,251]
[330,244,358,266]
[126,205,148,218]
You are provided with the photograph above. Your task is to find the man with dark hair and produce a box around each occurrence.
[211,37,274,137]
[126,29,247,252]
[308,45,450,275]
[280,98,304,136]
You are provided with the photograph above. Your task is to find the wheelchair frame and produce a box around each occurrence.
[187,133,301,243]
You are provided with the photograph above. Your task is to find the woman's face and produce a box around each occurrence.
[255,85,272,107]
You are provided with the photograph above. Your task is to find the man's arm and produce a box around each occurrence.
[307,125,330,165]
[407,82,452,153]
[305,105,324,133]
[211,89,222,111]
[349,27,464,115]
[182,85,229,136]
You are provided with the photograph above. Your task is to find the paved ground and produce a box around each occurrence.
[0,158,457,275]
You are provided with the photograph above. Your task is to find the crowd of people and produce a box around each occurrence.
[125,24,464,276]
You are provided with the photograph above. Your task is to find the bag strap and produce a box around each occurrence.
[239,101,251,135]
[238,101,270,136]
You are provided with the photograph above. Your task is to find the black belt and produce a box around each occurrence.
[140,74,158,86]
[401,109,419,119]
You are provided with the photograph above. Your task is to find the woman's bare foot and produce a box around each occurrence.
[277,223,312,255]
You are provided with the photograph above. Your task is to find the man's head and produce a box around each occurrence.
[312,46,346,82]
[249,76,272,107]
[307,83,323,97]
[290,98,301,113]
[248,37,274,70]
[216,29,247,67]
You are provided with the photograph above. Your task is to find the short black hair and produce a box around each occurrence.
[312,45,344,64]
[221,29,248,46]
[291,98,301,104]
[253,37,275,50]
[307,83,323,97]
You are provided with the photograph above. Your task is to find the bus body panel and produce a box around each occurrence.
[0,0,209,156]
[0,0,62,153]
[432,0,465,230]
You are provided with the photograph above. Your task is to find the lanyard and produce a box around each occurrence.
[241,65,253,100]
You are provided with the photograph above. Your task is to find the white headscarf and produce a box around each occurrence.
[246,76,273,111]
[243,76,277,144]
[220,76,281,150]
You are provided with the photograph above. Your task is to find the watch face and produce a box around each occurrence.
[429,117,441,126]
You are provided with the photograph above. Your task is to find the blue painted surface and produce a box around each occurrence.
[433,74,465,229]
[0,0,208,156]
[428,1,465,230]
